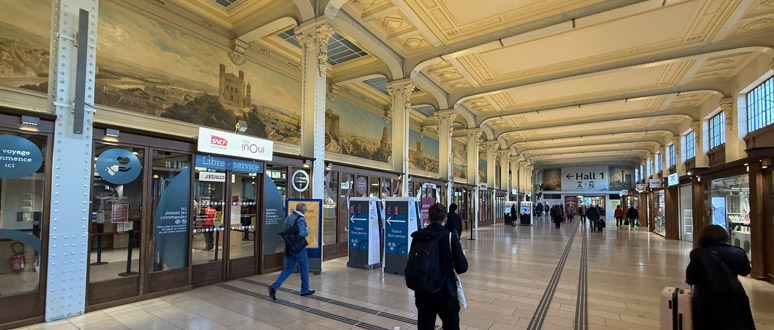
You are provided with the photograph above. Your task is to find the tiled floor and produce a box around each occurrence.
[17,218,774,330]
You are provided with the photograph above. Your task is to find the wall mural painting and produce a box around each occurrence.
[408,129,439,173]
[94,1,301,144]
[0,0,52,93]
[325,98,391,162]
[479,158,487,183]
[609,166,634,190]
[452,141,466,179]
[542,168,562,191]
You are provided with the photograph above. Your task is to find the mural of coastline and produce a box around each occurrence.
[479,158,487,183]
[325,98,391,162]
[408,129,439,172]
[542,168,562,191]
[0,0,51,93]
[453,141,467,179]
[609,166,634,190]
[94,1,302,144]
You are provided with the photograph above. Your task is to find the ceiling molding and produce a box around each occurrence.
[506,126,677,147]
[516,138,663,155]
[335,10,405,79]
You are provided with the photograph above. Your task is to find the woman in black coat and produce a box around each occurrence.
[686,225,755,330]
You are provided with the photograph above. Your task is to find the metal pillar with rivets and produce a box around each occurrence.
[436,110,456,203]
[466,129,481,230]
[45,0,99,321]
[388,79,413,197]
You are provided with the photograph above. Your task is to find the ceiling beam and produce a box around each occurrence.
[525,148,652,161]
[507,130,671,147]
[476,83,724,126]
[534,157,640,167]
[506,125,678,148]
[516,138,663,155]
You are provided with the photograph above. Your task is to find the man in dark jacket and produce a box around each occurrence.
[411,203,468,330]
[626,205,639,231]
[587,205,601,232]
[686,225,755,330]
[445,203,462,238]
[551,205,564,229]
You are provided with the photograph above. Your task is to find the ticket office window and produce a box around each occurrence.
[150,151,191,272]
[89,144,145,283]
[0,132,47,297]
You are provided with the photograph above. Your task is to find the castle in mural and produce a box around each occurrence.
[218,64,251,109]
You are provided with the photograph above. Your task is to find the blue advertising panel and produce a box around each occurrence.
[195,154,264,173]
[152,167,190,269]
[385,201,410,256]
[95,148,142,184]
[0,135,43,179]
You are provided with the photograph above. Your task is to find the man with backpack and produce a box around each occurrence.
[405,203,468,330]
[269,203,315,300]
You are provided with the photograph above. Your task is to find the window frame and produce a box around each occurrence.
[709,111,726,149]
[656,153,663,173]
[685,131,696,160]
[747,77,773,133]
[668,144,676,168]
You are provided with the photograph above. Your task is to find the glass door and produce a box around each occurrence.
[227,172,259,279]
[191,167,226,286]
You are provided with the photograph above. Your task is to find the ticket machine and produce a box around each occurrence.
[520,201,533,226]
[383,197,420,275]
[347,197,382,270]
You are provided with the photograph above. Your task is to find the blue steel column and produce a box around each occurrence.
[45,0,98,321]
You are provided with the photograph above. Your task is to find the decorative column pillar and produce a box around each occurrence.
[526,164,534,199]
[660,147,668,178]
[509,157,520,200]
[498,150,510,196]
[387,79,413,197]
[297,19,334,200]
[484,141,498,188]
[673,137,684,175]
[436,110,456,203]
[692,121,709,168]
[721,98,744,162]
[466,129,482,228]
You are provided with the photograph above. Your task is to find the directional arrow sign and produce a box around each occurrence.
[350,216,367,223]
[386,217,406,226]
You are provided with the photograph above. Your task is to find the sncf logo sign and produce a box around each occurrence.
[210,135,228,147]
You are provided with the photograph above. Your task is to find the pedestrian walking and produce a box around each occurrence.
[269,203,315,300]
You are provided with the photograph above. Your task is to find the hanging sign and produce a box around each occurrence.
[96,148,142,184]
[636,183,647,192]
[292,170,310,192]
[197,127,273,161]
[649,179,662,189]
[561,166,609,191]
[668,173,679,186]
[0,135,43,179]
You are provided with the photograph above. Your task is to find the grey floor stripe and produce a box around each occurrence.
[527,221,579,330]
[573,224,588,330]
[239,279,422,326]
[216,283,390,330]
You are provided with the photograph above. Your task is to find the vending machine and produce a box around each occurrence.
[347,197,383,270]
[520,201,533,226]
[383,197,420,275]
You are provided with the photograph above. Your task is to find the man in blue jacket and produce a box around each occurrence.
[269,203,315,300]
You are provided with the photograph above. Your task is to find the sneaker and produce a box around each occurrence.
[301,290,316,297]
[269,287,276,301]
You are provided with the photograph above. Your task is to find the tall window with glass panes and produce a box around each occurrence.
[668,144,676,168]
[709,112,726,149]
[685,131,696,160]
[747,77,773,133]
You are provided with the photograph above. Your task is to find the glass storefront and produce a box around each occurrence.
[710,175,751,257]
[150,151,191,272]
[192,167,225,264]
[0,132,47,297]
[653,190,666,236]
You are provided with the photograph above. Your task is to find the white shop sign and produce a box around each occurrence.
[668,173,679,186]
[197,127,273,161]
[636,183,647,192]
[199,172,226,182]
[561,166,608,191]
[649,179,662,189]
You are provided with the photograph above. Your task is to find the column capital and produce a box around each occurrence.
[720,98,734,128]
[295,19,335,77]
[466,128,482,141]
[497,149,511,158]
[690,120,701,132]
[386,78,414,94]
[483,140,500,151]
[434,109,457,121]
[671,136,680,145]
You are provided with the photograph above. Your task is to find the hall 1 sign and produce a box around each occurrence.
[561,166,609,191]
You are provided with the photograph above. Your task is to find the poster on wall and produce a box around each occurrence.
[561,166,609,191]
[609,166,633,190]
[0,135,43,179]
[263,175,286,255]
[286,199,321,249]
[564,196,578,213]
[542,169,562,191]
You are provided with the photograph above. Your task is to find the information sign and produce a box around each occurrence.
[561,166,609,191]
[292,170,310,192]
[197,127,273,161]
[95,148,142,184]
[0,135,43,179]
[195,154,263,173]
[668,173,679,186]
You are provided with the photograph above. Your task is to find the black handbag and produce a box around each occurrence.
[278,214,308,255]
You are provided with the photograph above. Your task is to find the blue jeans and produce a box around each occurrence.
[271,249,311,294]
[589,219,597,231]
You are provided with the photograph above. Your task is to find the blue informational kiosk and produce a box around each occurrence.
[520,201,533,226]
[347,197,383,270]
[383,197,420,275]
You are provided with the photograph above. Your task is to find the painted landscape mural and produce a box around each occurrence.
[453,140,467,179]
[408,129,439,172]
[325,98,391,162]
[609,166,634,190]
[542,168,562,191]
[0,0,51,93]
[479,158,487,183]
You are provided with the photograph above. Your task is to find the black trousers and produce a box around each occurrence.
[416,292,460,330]
[616,217,623,227]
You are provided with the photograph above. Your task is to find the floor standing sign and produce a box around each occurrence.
[286,199,323,274]
[348,197,382,270]
[384,197,420,275]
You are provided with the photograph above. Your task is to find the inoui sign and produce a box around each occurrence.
[561,166,609,191]
[197,127,273,161]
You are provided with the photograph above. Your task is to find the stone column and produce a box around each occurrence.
[509,157,520,199]
[436,110,456,203]
[498,150,510,195]
[466,129,481,228]
[484,141,498,188]
[692,121,709,168]
[297,19,334,200]
[673,137,684,175]
[660,147,668,178]
[387,79,413,197]
[721,98,745,162]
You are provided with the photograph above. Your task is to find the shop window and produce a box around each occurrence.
[710,175,751,257]
[685,131,696,160]
[89,145,145,283]
[323,172,338,246]
[653,191,665,236]
[150,151,191,272]
[668,144,676,168]
[709,112,726,149]
[0,133,47,296]
[747,77,773,132]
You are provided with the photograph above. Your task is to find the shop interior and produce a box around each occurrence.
[710,175,751,256]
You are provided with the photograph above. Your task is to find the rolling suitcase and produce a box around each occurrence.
[660,287,692,330]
